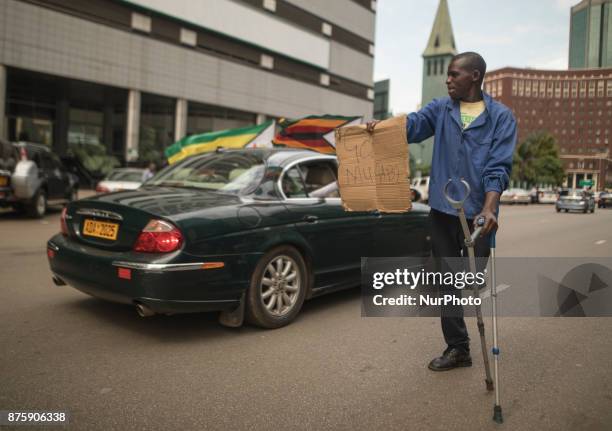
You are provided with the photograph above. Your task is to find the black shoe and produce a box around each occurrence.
[428,347,472,371]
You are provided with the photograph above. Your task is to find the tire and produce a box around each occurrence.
[245,245,308,329]
[27,189,47,218]
[67,187,78,202]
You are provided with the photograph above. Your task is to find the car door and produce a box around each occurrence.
[40,152,64,199]
[280,156,378,290]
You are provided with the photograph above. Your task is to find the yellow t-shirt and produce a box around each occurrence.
[460,100,485,129]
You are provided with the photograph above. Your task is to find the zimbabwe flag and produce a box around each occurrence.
[273,115,362,154]
[165,121,274,164]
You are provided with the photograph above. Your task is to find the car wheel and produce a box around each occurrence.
[27,189,47,218]
[246,246,308,329]
[67,187,78,202]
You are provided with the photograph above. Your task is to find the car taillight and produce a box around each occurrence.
[133,219,183,253]
[95,184,109,194]
[60,207,69,236]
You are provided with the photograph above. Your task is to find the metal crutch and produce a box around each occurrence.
[443,179,494,393]
[489,231,503,423]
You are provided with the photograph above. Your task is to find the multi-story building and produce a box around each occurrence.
[569,0,612,69]
[373,79,391,120]
[485,67,612,190]
[417,0,457,165]
[0,0,376,163]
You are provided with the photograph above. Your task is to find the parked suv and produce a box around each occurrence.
[0,141,79,217]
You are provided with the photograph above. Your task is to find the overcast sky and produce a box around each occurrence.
[373,0,577,114]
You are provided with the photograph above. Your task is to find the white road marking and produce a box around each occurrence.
[595,240,607,245]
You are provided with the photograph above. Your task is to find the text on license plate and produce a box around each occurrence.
[83,219,119,240]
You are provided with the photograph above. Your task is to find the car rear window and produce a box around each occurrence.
[148,152,265,195]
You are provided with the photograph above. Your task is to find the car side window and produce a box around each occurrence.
[281,166,308,198]
[40,153,55,171]
[301,161,339,198]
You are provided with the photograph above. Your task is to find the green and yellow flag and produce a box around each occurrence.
[165,120,275,164]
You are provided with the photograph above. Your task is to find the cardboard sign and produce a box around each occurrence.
[335,115,411,213]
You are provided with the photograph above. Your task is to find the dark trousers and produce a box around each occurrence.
[429,209,491,351]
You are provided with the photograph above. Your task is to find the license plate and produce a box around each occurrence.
[83,219,119,240]
[0,176,8,186]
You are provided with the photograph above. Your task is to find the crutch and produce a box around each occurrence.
[443,179,494,393]
[489,230,503,423]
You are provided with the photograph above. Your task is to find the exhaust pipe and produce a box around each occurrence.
[135,303,155,317]
[52,275,66,286]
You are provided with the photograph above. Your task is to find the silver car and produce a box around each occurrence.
[556,189,595,213]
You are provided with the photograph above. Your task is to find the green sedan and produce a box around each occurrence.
[47,149,431,328]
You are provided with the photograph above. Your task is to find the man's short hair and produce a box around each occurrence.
[452,52,487,82]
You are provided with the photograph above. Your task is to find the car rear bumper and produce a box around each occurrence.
[47,234,262,314]
[556,202,588,210]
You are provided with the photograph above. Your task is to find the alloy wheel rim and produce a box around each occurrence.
[260,255,300,317]
[37,194,46,215]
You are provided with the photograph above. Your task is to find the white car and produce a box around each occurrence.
[95,168,145,193]
[500,188,530,204]
[538,190,558,204]
[410,176,429,202]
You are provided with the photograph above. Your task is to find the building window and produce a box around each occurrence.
[579,81,586,98]
[263,0,277,12]
[367,89,375,100]
[131,13,151,33]
[427,60,431,76]
[597,80,604,97]
[588,81,595,97]
[547,82,553,98]
[518,80,524,96]
[540,81,546,97]
[498,80,503,96]
[180,28,197,46]
[260,54,274,70]
[512,80,517,96]
[571,81,578,98]
[525,81,531,97]
[321,22,333,36]
[607,80,612,97]
[563,81,569,98]
[320,73,330,86]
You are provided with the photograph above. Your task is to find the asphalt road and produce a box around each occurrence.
[1,202,611,430]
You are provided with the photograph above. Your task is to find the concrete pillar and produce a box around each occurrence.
[593,173,598,190]
[256,113,267,125]
[54,93,69,155]
[0,65,6,140]
[125,90,141,162]
[174,98,187,142]
[571,173,577,189]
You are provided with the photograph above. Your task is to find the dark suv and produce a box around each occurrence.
[0,140,79,217]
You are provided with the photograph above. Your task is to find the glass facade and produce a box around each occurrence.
[139,93,175,165]
[186,101,256,136]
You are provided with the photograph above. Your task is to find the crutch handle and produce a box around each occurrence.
[443,179,471,209]
[470,216,485,242]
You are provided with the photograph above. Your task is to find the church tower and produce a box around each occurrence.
[417,0,457,166]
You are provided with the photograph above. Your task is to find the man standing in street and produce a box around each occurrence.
[368,52,517,371]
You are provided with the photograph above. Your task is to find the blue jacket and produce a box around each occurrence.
[407,92,517,218]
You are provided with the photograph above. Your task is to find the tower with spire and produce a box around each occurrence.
[416,0,457,166]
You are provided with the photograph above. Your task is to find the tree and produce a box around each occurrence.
[511,131,565,187]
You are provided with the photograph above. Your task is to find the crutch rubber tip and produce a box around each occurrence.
[486,379,494,391]
[493,405,503,424]
[492,347,500,355]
